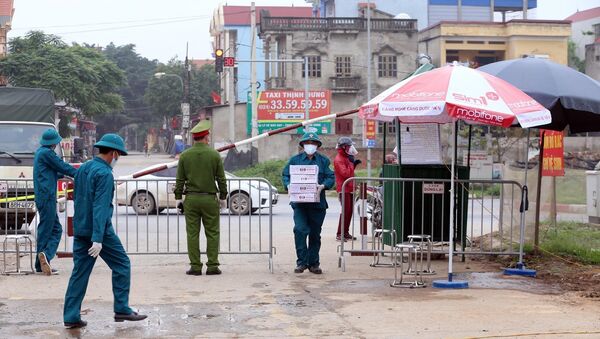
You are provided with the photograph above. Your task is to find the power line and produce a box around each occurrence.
[11,15,211,31]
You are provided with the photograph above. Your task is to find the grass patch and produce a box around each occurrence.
[233,160,287,192]
[555,168,586,204]
[354,167,381,178]
[539,221,600,264]
[471,184,501,198]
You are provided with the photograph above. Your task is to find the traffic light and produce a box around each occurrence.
[215,48,224,73]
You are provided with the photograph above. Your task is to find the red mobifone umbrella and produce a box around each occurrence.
[359,63,552,287]
[360,63,551,127]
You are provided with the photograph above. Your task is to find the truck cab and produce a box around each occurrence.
[0,122,68,232]
[0,87,74,233]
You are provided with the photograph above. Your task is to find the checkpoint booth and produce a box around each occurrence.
[380,123,469,249]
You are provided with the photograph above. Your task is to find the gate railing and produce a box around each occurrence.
[338,177,524,271]
[1,177,277,273]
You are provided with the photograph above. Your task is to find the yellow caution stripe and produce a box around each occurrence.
[0,189,73,203]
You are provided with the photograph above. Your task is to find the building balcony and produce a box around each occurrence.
[260,17,417,34]
[329,76,361,93]
[268,77,287,89]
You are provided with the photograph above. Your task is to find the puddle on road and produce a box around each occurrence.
[454,272,561,294]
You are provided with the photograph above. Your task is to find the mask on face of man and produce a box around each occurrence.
[303,144,318,155]
[110,151,120,168]
[346,145,358,156]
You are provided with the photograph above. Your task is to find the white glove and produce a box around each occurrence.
[317,184,325,194]
[220,199,227,209]
[88,242,102,258]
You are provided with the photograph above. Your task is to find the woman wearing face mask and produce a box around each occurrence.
[282,132,335,275]
[334,137,361,241]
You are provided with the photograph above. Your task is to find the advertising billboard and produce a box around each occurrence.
[247,90,332,134]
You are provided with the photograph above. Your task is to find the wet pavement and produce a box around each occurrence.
[1,154,599,337]
[2,249,600,338]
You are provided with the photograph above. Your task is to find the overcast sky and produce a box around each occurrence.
[9,0,600,63]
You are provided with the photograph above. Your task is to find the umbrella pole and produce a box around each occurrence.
[448,123,456,281]
[433,121,468,288]
[504,128,536,277]
[432,120,469,289]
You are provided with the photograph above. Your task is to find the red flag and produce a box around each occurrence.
[211,91,221,104]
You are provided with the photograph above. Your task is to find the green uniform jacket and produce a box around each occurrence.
[174,142,227,200]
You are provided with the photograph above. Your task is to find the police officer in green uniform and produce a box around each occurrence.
[282,132,335,274]
[174,120,227,276]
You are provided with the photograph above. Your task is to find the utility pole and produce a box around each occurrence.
[229,63,235,142]
[366,0,372,177]
[304,56,310,129]
[458,0,462,21]
[523,0,528,19]
[183,42,191,144]
[250,2,258,139]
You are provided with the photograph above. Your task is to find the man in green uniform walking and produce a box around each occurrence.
[174,120,227,276]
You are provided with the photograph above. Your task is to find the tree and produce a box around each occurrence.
[568,39,585,73]
[144,60,220,118]
[97,43,159,134]
[0,31,126,115]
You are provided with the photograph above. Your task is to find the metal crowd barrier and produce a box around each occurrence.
[1,177,276,273]
[338,177,524,271]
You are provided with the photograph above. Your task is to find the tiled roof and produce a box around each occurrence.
[223,5,312,26]
[565,7,600,22]
[0,0,13,17]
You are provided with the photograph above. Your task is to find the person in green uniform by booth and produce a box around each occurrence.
[174,120,228,276]
[63,134,147,329]
[33,129,78,275]
[282,132,335,274]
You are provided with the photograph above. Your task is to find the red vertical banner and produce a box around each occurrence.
[540,130,565,177]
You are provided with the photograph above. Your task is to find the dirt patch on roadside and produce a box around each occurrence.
[480,254,600,299]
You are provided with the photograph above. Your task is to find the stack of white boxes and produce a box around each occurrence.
[289,165,319,203]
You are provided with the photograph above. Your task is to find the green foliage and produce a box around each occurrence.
[470,184,501,198]
[98,43,159,133]
[144,60,220,118]
[540,222,600,264]
[233,160,287,192]
[568,39,585,73]
[0,31,126,115]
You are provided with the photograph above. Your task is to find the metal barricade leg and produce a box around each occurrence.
[371,229,396,267]
[390,243,426,288]
[2,235,34,275]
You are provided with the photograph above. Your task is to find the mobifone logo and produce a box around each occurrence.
[455,107,505,124]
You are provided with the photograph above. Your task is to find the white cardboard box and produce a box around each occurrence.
[288,183,318,194]
[290,192,320,203]
[290,165,318,175]
[290,174,318,184]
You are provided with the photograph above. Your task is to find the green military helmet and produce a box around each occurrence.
[94,133,128,155]
[191,120,211,135]
[40,129,62,146]
[299,132,322,147]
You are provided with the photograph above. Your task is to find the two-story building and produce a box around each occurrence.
[258,14,418,143]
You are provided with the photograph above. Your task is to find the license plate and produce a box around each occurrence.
[168,183,176,193]
[8,201,35,209]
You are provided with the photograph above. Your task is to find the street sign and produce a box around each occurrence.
[541,129,564,176]
[423,183,444,194]
[181,103,190,128]
[224,57,235,67]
